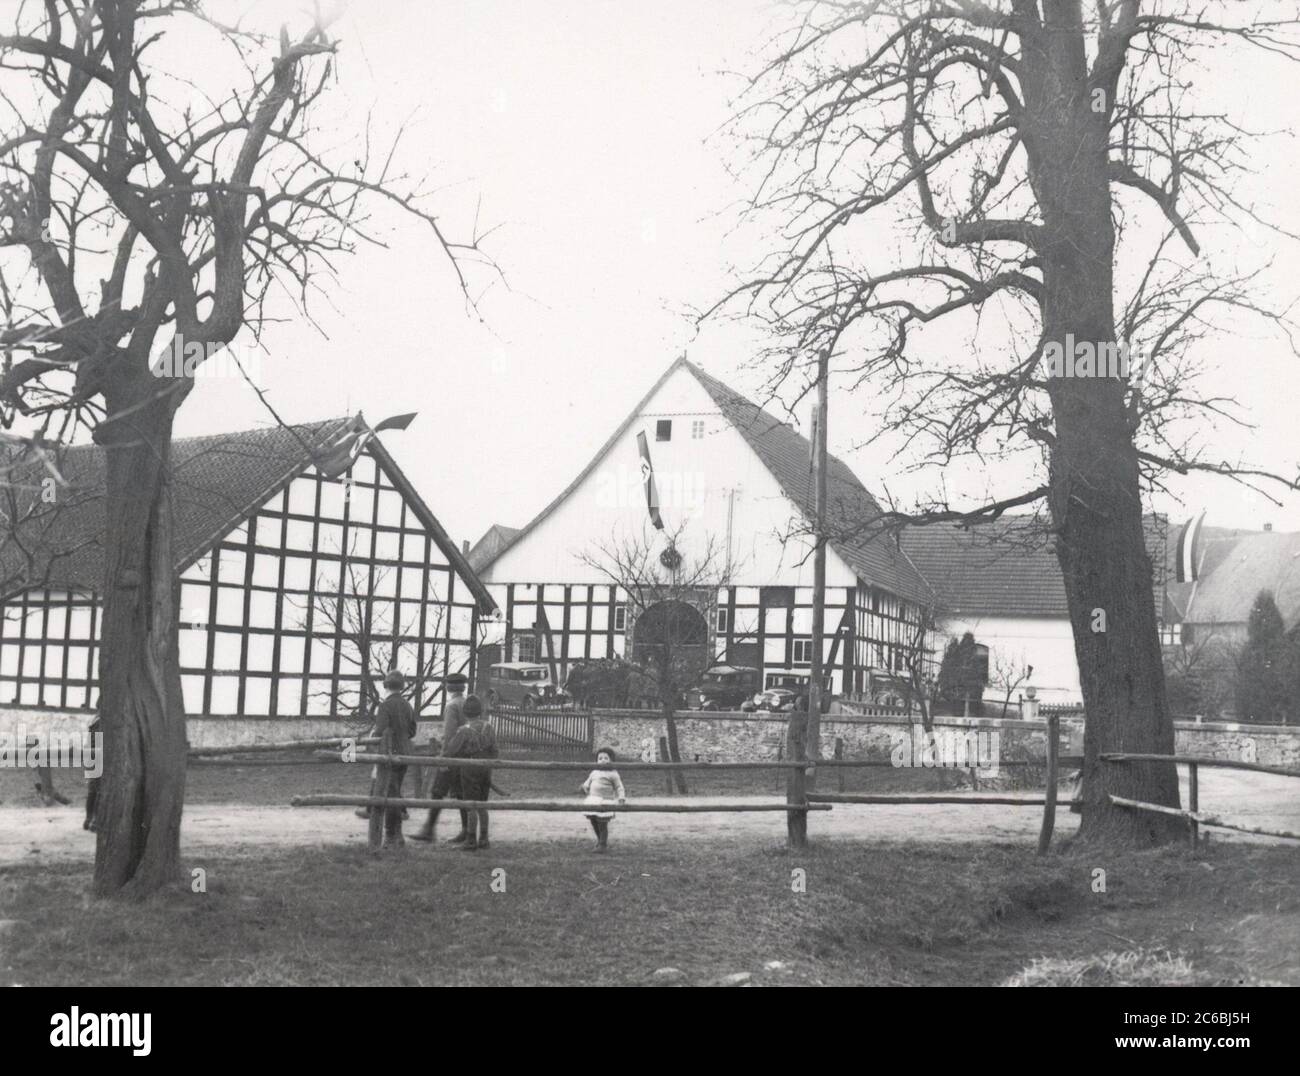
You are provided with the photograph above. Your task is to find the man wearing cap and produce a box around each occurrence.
[369,668,416,849]
[410,672,471,843]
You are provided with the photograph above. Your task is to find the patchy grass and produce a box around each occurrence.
[1,839,1295,986]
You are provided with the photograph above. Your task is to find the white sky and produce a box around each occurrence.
[167,0,1300,548]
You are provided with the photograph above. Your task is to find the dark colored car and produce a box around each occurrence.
[483,662,570,708]
[694,665,760,710]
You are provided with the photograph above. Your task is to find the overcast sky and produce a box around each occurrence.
[173,0,1300,548]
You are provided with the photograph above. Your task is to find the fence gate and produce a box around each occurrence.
[490,704,594,757]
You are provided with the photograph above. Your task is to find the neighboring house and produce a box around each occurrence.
[476,357,932,696]
[901,516,1169,705]
[1166,524,1300,645]
[467,523,521,573]
[0,417,494,718]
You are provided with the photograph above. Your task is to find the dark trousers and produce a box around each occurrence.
[421,767,468,836]
[368,763,407,847]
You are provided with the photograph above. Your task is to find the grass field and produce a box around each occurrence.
[2,834,1297,986]
[2,755,1296,987]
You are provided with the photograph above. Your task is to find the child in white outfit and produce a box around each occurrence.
[580,747,626,852]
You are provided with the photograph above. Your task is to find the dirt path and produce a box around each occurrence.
[1,768,1294,867]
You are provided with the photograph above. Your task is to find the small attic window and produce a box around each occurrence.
[656,420,672,441]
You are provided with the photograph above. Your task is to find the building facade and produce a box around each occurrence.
[0,417,494,720]
[477,359,933,697]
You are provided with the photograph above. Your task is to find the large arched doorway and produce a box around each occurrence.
[631,600,709,689]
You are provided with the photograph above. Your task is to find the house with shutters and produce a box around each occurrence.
[475,357,934,698]
[0,416,494,722]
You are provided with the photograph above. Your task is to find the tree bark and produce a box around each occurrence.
[1020,14,1182,845]
[92,383,188,897]
[661,700,688,795]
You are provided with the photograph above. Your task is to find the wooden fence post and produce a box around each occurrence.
[1188,761,1199,850]
[834,737,845,793]
[1037,712,1059,856]
[658,736,673,796]
[786,713,808,848]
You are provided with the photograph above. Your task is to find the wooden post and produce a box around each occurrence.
[776,739,784,793]
[834,737,845,792]
[806,351,829,788]
[786,712,808,848]
[1037,712,1059,856]
[1188,762,1199,850]
[658,736,673,796]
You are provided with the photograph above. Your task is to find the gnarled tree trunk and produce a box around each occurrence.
[1023,20,1182,845]
[92,383,188,897]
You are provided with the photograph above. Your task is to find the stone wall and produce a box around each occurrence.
[2,704,1296,769]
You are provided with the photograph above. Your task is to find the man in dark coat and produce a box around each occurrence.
[368,668,416,849]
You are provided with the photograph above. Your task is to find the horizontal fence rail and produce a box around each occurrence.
[808,792,1068,807]
[292,795,831,813]
[187,736,378,758]
[1102,751,1300,846]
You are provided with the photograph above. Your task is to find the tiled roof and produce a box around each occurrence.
[901,514,1168,619]
[467,523,521,572]
[0,417,496,612]
[1180,529,1300,627]
[0,418,349,594]
[684,362,932,604]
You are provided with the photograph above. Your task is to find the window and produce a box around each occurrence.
[516,634,538,662]
[1159,621,1182,646]
[691,420,704,439]
[614,605,627,632]
[656,419,672,441]
[793,637,813,664]
[717,607,730,633]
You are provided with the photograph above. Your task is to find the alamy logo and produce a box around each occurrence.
[890,726,1000,775]
[0,727,102,778]
[1041,333,1143,380]
[49,1008,151,1056]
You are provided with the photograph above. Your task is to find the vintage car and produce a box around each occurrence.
[483,662,570,708]
[694,665,761,710]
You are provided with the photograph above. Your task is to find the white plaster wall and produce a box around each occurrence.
[943,614,1082,704]
[482,365,858,590]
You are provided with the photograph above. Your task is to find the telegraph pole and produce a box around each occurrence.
[807,350,829,787]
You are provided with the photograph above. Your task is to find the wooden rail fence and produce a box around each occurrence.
[1100,752,1300,845]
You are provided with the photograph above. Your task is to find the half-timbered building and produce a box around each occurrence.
[0,417,494,720]
[476,358,933,697]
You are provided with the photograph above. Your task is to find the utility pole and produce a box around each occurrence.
[807,350,829,786]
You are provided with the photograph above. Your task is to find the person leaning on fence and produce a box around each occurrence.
[427,694,498,852]
[411,671,471,844]
[368,668,417,851]
[581,747,626,853]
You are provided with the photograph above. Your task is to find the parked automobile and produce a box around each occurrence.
[483,662,570,708]
[755,686,801,712]
[694,665,760,710]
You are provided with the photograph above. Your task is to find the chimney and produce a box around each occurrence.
[462,539,471,554]
[1264,523,1273,532]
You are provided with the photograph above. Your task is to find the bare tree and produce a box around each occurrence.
[0,3,491,894]
[292,558,451,733]
[721,1,1300,845]
[579,524,731,794]
[989,650,1033,720]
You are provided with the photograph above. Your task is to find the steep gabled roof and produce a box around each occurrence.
[901,514,1168,619]
[1179,528,1300,628]
[684,361,930,604]
[480,356,931,604]
[0,416,495,612]
[467,523,521,571]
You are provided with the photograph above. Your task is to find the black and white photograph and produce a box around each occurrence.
[0,0,1297,1027]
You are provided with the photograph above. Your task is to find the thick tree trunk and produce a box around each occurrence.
[92,388,188,897]
[1022,28,1183,844]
